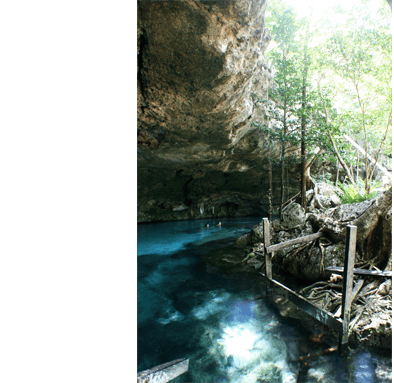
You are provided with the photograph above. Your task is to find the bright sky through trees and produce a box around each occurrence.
[262,0,391,196]
[282,0,384,21]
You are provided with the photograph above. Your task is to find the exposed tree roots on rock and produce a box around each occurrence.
[298,277,392,348]
[236,185,392,348]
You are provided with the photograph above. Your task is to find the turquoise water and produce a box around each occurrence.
[137,217,391,382]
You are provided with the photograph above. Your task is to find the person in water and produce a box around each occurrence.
[205,223,209,227]
[216,222,221,227]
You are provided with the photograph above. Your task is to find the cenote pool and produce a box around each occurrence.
[137,217,391,382]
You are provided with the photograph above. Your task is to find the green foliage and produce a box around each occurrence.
[311,173,334,185]
[337,182,366,204]
[315,1,392,183]
[259,0,392,196]
[337,178,381,204]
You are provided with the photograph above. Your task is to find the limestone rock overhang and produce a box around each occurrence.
[137,0,291,222]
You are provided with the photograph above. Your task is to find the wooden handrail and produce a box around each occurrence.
[259,272,343,332]
[137,358,189,383]
[282,191,301,210]
[265,232,324,253]
[326,266,392,278]
[262,218,358,352]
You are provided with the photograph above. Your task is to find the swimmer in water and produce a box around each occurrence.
[216,222,221,227]
[205,223,209,227]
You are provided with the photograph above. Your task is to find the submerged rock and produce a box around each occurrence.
[255,363,283,382]
[234,233,252,248]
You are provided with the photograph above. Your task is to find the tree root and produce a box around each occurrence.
[283,242,310,264]
[358,280,380,297]
[298,277,392,348]
[240,188,392,348]
[298,282,343,295]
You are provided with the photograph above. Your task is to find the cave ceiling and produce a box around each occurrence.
[137,0,294,222]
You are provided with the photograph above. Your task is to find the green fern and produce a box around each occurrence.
[337,179,381,204]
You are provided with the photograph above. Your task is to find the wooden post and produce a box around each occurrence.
[339,225,357,351]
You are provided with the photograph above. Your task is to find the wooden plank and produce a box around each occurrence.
[325,266,392,278]
[266,232,324,253]
[137,358,189,383]
[263,218,272,279]
[340,225,357,347]
[259,273,343,333]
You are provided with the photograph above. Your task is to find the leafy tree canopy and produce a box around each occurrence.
[258,0,392,190]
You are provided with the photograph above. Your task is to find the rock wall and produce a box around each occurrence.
[137,0,299,222]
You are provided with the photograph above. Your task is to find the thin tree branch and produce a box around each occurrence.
[317,78,356,186]
[368,110,392,183]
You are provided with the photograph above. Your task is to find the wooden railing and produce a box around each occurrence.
[137,358,189,383]
[259,218,362,351]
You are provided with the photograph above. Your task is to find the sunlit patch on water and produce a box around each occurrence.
[218,325,262,361]
[187,294,299,382]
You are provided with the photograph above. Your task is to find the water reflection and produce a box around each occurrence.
[299,346,392,383]
[137,218,392,382]
[352,351,375,382]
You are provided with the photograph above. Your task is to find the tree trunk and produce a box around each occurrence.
[280,151,285,221]
[309,187,392,267]
[367,110,392,186]
[304,147,323,190]
[344,133,392,180]
[328,131,356,185]
[301,149,307,207]
[268,159,274,221]
[352,187,392,265]
[272,187,392,282]
[280,51,288,221]
[280,102,287,221]
[317,77,355,186]
[301,50,307,208]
